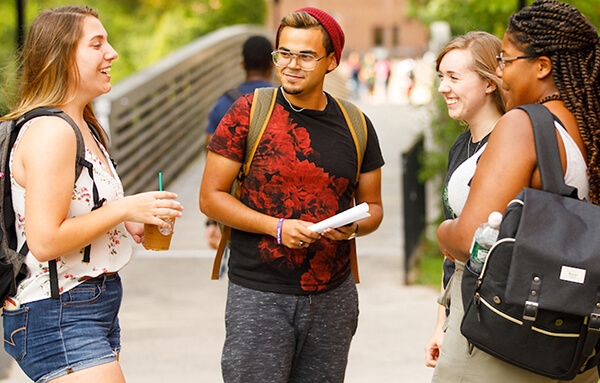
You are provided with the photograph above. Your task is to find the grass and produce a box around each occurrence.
[409,234,444,288]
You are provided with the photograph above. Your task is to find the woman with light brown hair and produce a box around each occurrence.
[1,6,182,382]
[433,1,600,381]
[425,30,506,368]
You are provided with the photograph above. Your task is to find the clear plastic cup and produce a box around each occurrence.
[143,216,176,251]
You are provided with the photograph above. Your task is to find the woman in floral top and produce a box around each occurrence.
[0,6,182,383]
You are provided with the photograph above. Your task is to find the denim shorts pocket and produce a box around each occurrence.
[62,283,103,307]
[3,307,29,362]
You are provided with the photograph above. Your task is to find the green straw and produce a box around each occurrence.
[158,172,163,191]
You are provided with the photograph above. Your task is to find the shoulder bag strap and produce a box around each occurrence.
[211,87,278,280]
[516,104,577,197]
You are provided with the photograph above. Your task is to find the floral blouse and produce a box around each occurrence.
[9,117,132,305]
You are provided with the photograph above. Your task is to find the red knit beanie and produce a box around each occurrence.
[276,7,345,64]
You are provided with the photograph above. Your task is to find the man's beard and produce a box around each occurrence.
[282,84,302,95]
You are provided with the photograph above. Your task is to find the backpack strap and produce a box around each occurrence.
[16,107,102,299]
[211,87,278,280]
[242,87,278,177]
[333,97,368,283]
[516,104,577,197]
[333,97,368,184]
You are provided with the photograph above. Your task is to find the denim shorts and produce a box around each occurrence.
[3,273,123,383]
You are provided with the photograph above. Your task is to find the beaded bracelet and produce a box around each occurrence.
[276,218,285,245]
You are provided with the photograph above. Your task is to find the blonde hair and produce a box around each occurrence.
[2,6,108,147]
[436,31,506,115]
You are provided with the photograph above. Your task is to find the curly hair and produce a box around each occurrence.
[507,0,600,203]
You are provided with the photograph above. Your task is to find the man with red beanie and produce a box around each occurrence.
[200,7,384,382]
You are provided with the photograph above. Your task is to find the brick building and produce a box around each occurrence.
[267,0,429,59]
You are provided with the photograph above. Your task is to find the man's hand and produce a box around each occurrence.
[279,219,321,249]
[320,222,358,241]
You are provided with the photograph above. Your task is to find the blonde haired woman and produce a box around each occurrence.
[1,6,182,382]
[425,31,505,367]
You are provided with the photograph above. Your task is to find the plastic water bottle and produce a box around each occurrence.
[469,211,503,275]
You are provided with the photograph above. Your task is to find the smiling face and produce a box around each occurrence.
[437,49,494,124]
[74,16,118,102]
[276,26,337,97]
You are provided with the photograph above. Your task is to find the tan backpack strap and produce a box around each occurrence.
[333,97,367,184]
[349,239,360,283]
[211,87,278,280]
[211,226,232,279]
[243,87,278,175]
[333,97,368,284]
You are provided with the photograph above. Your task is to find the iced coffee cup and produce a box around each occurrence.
[143,216,176,251]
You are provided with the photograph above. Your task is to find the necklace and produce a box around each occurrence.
[467,115,501,158]
[467,135,484,158]
[282,90,328,112]
[536,93,561,104]
[282,91,305,112]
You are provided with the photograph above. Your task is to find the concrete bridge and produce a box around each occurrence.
[2,25,440,382]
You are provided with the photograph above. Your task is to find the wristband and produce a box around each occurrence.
[276,218,285,245]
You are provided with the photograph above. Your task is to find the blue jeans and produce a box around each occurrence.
[3,273,122,383]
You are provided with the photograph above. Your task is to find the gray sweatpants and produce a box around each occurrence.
[222,274,359,383]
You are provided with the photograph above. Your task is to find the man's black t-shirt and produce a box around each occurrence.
[208,88,384,294]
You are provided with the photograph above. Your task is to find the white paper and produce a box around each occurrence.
[307,202,370,233]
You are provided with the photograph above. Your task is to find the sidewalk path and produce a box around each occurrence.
[2,103,440,382]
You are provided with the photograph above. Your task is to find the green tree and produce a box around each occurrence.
[0,0,267,112]
[410,0,599,37]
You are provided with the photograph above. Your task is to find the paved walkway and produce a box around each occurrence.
[1,102,440,382]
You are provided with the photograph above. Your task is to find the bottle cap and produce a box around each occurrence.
[488,211,503,228]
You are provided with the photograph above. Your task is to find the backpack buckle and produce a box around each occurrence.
[523,301,539,322]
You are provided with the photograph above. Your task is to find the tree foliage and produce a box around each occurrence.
[0,0,266,112]
[409,0,600,38]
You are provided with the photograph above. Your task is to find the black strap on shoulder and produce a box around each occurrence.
[18,107,87,182]
[16,107,101,299]
[516,104,578,198]
[80,159,106,264]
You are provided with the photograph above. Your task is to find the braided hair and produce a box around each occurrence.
[507,0,600,203]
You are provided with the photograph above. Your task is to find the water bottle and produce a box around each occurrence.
[468,211,503,275]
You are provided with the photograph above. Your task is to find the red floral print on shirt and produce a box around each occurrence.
[210,94,353,292]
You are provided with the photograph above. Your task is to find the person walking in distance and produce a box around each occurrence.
[200,7,384,382]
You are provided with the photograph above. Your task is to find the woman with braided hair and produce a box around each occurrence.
[433,1,600,382]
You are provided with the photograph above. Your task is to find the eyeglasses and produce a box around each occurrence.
[496,52,538,70]
[271,50,328,71]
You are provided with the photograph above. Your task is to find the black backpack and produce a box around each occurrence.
[0,107,104,302]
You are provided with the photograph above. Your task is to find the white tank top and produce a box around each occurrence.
[448,119,589,217]
[9,117,132,305]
